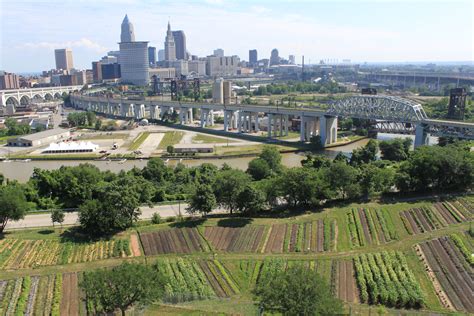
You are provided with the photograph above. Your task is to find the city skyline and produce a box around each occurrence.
[0,0,473,72]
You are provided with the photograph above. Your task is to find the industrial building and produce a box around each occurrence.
[7,128,70,147]
[42,141,98,154]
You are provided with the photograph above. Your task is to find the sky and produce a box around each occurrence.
[0,0,473,73]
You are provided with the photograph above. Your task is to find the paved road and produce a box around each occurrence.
[5,203,225,230]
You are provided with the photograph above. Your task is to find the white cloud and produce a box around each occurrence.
[19,38,109,53]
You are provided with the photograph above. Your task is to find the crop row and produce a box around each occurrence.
[153,258,215,303]
[281,219,337,253]
[401,200,471,235]
[199,260,240,298]
[353,251,424,308]
[418,237,473,313]
[140,227,208,255]
[0,273,68,316]
[203,225,265,252]
[347,208,397,248]
[0,238,134,270]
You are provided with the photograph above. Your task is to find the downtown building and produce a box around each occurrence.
[118,15,149,86]
[54,48,74,70]
[206,56,240,77]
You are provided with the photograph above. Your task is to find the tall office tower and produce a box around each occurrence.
[172,30,187,60]
[120,14,135,42]
[92,61,102,83]
[288,55,295,65]
[213,48,224,57]
[54,48,74,70]
[0,71,20,90]
[148,46,157,64]
[270,48,280,66]
[249,49,258,65]
[158,49,165,61]
[164,21,176,61]
[118,15,149,85]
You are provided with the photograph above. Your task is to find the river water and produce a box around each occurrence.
[0,133,435,183]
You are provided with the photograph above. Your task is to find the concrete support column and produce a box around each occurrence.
[414,123,428,147]
[179,109,185,125]
[320,116,338,146]
[237,111,242,133]
[300,116,306,142]
[284,115,289,136]
[188,108,193,124]
[208,110,214,126]
[200,108,209,128]
[224,111,229,131]
[305,119,311,141]
[268,113,273,138]
[255,114,260,132]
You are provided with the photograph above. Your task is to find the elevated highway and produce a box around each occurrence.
[70,93,474,147]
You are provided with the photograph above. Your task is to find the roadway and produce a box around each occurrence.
[5,203,226,230]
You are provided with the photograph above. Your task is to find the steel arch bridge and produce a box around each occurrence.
[328,95,428,123]
[0,86,82,108]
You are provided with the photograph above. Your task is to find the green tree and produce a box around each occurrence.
[0,183,32,233]
[81,262,166,316]
[0,173,4,186]
[326,161,360,199]
[247,158,271,180]
[51,209,65,228]
[86,111,97,127]
[259,146,282,174]
[359,163,395,198]
[235,185,265,214]
[214,169,251,214]
[186,184,216,216]
[280,167,331,207]
[379,138,412,161]
[350,139,378,165]
[255,264,343,315]
[94,119,102,130]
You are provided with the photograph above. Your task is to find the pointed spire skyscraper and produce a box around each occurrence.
[164,20,176,61]
[121,14,135,42]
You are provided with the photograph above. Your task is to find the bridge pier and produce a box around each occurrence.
[134,104,145,119]
[267,114,273,138]
[320,115,338,146]
[149,105,159,120]
[300,116,318,142]
[414,123,429,147]
[200,109,213,127]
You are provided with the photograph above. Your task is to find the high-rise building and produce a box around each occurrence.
[54,48,74,70]
[270,49,280,66]
[0,71,20,90]
[249,49,258,65]
[164,22,176,61]
[101,63,121,81]
[158,49,165,61]
[206,56,240,76]
[213,49,224,57]
[288,55,295,65]
[172,30,187,60]
[120,14,135,42]
[118,15,149,85]
[92,61,102,83]
[148,46,157,64]
[188,60,206,76]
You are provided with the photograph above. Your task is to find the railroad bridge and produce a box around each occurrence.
[70,93,474,148]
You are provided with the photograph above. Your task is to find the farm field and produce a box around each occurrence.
[401,200,473,235]
[0,196,472,315]
[139,227,209,255]
[417,235,474,313]
[0,237,135,269]
[346,208,398,248]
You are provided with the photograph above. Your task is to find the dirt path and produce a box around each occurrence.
[130,234,141,257]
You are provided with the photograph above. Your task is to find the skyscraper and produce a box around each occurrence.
[213,49,224,57]
[148,46,157,64]
[120,14,135,42]
[158,49,165,61]
[172,31,187,60]
[92,61,102,83]
[164,21,176,61]
[289,55,295,65]
[249,49,258,65]
[54,48,74,70]
[270,48,280,66]
[118,15,149,85]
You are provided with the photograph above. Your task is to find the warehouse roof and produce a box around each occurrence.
[14,128,70,141]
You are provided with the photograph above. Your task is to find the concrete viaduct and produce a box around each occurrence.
[70,93,474,148]
[0,86,83,109]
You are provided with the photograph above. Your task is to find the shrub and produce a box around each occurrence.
[151,213,162,224]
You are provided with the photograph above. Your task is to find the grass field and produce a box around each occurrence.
[128,132,150,150]
[158,131,184,149]
[0,196,472,315]
[192,134,228,143]
[78,133,128,140]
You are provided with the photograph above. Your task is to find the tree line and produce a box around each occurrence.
[0,139,472,235]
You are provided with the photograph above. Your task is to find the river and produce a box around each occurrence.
[0,133,436,182]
